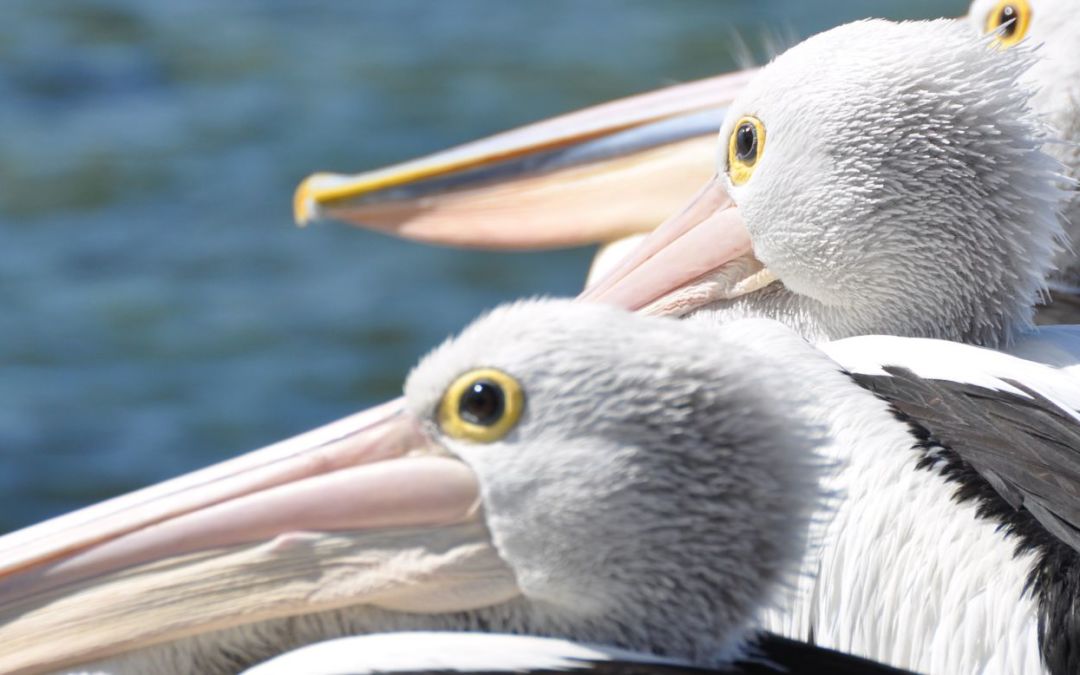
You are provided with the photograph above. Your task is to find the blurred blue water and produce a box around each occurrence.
[0,0,967,532]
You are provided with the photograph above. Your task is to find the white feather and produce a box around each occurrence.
[240,632,689,675]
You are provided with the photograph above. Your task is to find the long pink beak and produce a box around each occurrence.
[0,399,516,674]
[294,69,757,250]
[578,175,774,316]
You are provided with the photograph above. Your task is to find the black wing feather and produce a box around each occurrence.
[853,366,1080,553]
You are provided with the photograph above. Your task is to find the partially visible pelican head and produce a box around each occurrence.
[0,301,826,674]
[968,0,1080,283]
[584,19,1066,347]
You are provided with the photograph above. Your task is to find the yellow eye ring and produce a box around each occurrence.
[727,116,766,187]
[985,0,1031,48]
[438,368,524,443]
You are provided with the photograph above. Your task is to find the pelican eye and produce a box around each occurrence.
[438,368,524,443]
[985,0,1031,48]
[727,116,766,187]
[735,124,757,161]
[460,380,504,425]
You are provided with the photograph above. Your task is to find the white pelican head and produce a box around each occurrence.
[0,301,826,674]
[583,19,1067,347]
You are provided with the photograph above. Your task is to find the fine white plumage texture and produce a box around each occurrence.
[240,632,690,675]
[834,333,1080,413]
[694,19,1066,347]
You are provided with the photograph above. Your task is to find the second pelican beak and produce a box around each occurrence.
[578,175,776,316]
[293,69,757,250]
[0,399,519,674]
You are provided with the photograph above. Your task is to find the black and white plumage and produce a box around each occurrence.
[855,366,1080,670]
[758,326,1080,675]
[240,632,914,675]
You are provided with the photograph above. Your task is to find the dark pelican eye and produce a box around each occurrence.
[985,0,1031,48]
[998,5,1018,37]
[459,380,504,426]
[735,123,758,162]
[726,115,767,187]
[438,368,525,443]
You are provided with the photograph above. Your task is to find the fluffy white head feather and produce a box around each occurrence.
[701,19,1067,347]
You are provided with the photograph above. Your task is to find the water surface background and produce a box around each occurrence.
[1,0,967,532]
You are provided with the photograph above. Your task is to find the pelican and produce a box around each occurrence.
[295,0,1080,312]
[580,19,1066,350]
[4,300,1080,674]
[0,300,835,674]
[242,632,913,675]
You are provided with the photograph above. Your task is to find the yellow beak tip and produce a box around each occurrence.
[293,173,337,227]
